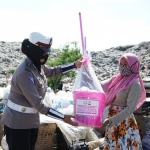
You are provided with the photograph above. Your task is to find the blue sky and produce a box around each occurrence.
[0,0,150,52]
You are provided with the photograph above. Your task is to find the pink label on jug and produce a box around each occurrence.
[73,90,106,127]
[76,99,99,116]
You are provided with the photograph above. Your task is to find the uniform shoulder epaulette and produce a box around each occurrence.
[32,64,37,70]
[25,63,31,72]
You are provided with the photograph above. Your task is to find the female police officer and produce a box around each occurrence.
[1,32,83,150]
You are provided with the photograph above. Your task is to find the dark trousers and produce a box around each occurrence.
[4,125,38,150]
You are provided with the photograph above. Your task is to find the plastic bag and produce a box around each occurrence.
[73,57,106,127]
[1,135,9,150]
[0,87,5,100]
[2,84,11,106]
[0,103,6,113]
[42,92,54,107]
[142,130,150,150]
[58,105,74,115]
[58,124,90,145]
[52,91,73,110]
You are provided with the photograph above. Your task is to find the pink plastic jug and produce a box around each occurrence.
[73,90,106,127]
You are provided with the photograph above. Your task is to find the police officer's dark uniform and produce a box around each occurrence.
[1,32,79,150]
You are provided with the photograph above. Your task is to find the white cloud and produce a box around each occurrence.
[0,9,38,41]
[86,0,137,2]
[75,12,150,51]
[0,9,81,48]
[80,12,150,51]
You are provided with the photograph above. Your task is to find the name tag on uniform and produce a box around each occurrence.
[29,76,34,84]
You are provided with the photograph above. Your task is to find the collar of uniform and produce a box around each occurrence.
[25,57,37,70]
[25,57,45,74]
[25,57,33,65]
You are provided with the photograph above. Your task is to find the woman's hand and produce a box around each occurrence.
[63,115,78,126]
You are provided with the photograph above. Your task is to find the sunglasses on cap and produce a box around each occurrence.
[36,38,53,52]
[39,45,52,52]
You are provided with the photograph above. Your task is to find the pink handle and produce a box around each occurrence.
[81,55,90,63]
[79,12,85,55]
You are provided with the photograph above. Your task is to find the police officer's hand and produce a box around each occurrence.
[74,58,83,68]
[63,115,78,126]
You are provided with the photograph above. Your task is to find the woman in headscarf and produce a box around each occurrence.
[100,53,146,150]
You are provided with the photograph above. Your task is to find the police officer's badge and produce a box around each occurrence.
[29,76,34,84]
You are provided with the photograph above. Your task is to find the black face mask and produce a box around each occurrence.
[21,39,49,71]
[40,54,49,65]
